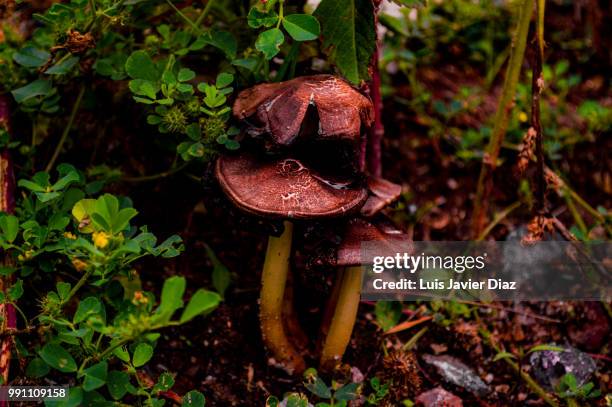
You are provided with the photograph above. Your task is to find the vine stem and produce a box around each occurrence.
[45,84,86,172]
[471,0,533,237]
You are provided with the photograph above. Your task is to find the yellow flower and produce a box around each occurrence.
[64,232,77,240]
[92,231,110,249]
[518,111,528,123]
[132,291,148,306]
[71,258,88,272]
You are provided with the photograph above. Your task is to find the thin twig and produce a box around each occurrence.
[45,84,86,172]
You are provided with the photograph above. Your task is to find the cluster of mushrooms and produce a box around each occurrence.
[215,75,405,374]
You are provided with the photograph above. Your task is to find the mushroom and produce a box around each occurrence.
[215,153,367,374]
[319,218,408,371]
[233,75,374,148]
[360,176,402,217]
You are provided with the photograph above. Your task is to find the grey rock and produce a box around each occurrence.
[422,354,489,397]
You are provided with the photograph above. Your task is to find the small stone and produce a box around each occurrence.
[415,387,463,407]
[422,354,489,397]
[529,345,596,390]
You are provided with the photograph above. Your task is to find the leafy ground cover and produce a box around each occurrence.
[0,0,610,406]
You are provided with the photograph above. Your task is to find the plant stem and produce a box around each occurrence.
[367,0,384,176]
[45,84,86,172]
[164,0,200,32]
[320,265,363,372]
[471,0,533,237]
[193,0,215,30]
[62,268,94,308]
[122,161,188,183]
[259,221,305,375]
[532,0,546,213]
[481,328,560,407]
[476,201,522,241]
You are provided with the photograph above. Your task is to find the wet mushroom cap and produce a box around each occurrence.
[216,154,368,219]
[360,176,402,217]
[337,219,409,267]
[233,74,374,147]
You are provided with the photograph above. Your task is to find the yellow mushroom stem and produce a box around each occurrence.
[260,221,306,374]
[317,268,345,353]
[319,265,364,371]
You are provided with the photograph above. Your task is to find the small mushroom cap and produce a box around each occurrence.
[337,219,409,267]
[360,176,402,217]
[216,154,368,219]
[233,74,374,147]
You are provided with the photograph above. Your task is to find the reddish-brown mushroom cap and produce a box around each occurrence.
[233,75,374,147]
[336,219,409,267]
[360,176,402,217]
[216,154,368,219]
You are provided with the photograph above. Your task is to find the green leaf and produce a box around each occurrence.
[248,8,279,28]
[185,123,201,141]
[132,343,153,367]
[314,0,376,84]
[492,352,517,362]
[8,279,23,301]
[113,346,130,363]
[74,297,102,324]
[178,68,196,82]
[125,50,159,81]
[26,357,50,378]
[182,390,205,407]
[56,282,71,301]
[0,215,19,243]
[51,170,80,191]
[199,31,237,59]
[282,14,320,41]
[527,344,565,354]
[204,245,231,297]
[46,387,83,407]
[304,376,331,399]
[72,198,97,233]
[153,372,175,392]
[39,343,77,373]
[374,301,402,331]
[155,276,186,321]
[11,79,53,103]
[107,370,131,400]
[82,361,108,391]
[216,72,234,89]
[112,207,138,233]
[390,0,425,6]
[180,289,221,323]
[334,382,359,401]
[13,46,50,68]
[45,56,79,75]
[256,28,285,60]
